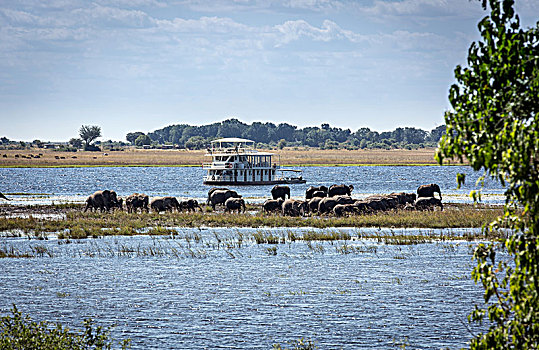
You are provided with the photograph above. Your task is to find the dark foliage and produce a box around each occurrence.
[143,118,445,149]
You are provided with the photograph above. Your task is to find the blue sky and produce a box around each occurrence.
[1,0,538,142]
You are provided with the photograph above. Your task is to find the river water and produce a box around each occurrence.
[0,166,500,348]
[0,165,504,205]
[0,228,488,349]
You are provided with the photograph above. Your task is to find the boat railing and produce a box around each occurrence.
[276,168,303,180]
[203,162,277,169]
[207,147,258,154]
[204,174,233,182]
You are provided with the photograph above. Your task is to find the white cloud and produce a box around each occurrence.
[94,0,167,8]
[174,0,344,13]
[360,0,482,18]
[77,4,154,28]
[154,16,252,33]
[273,19,365,45]
[281,0,343,11]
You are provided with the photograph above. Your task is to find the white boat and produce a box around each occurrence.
[202,138,306,185]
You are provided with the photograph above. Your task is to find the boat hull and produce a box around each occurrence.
[203,179,306,186]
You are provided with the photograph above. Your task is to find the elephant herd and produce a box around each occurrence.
[82,182,443,217]
[84,190,201,214]
[261,183,443,217]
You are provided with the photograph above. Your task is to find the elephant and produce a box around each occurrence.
[109,190,119,205]
[207,187,230,205]
[388,192,417,207]
[263,198,284,213]
[150,196,180,213]
[311,190,327,198]
[417,184,442,200]
[307,197,323,214]
[415,197,444,211]
[282,199,307,217]
[403,203,415,211]
[318,196,355,214]
[84,190,118,212]
[179,199,201,212]
[333,204,358,217]
[224,197,246,213]
[328,184,354,197]
[271,185,290,201]
[0,192,10,201]
[377,196,398,210]
[209,190,241,210]
[364,198,388,212]
[305,186,328,200]
[353,200,370,214]
[365,194,404,211]
[112,197,123,211]
[126,193,149,213]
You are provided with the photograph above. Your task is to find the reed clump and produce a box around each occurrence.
[0,244,33,258]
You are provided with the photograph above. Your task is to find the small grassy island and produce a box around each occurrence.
[0,202,504,243]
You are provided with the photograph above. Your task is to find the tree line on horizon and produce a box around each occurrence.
[127,119,446,150]
[0,119,445,151]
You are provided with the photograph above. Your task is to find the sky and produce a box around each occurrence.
[1,0,538,142]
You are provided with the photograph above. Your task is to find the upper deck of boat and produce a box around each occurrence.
[204,138,275,157]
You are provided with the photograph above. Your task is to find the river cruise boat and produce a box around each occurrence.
[203,138,306,185]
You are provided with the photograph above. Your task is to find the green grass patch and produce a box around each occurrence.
[0,204,504,239]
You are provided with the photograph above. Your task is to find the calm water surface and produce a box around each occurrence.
[0,166,498,348]
[0,165,504,204]
[0,228,487,349]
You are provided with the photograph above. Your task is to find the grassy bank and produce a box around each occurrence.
[0,148,442,167]
[0,203,503,239]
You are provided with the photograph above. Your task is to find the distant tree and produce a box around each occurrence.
[0,137,9,145]
[135,134,151,147]
[69,138,83,149]
[274,123,297,142]
[428,125,446,143]
[277,139,287,150]
[436,0,539,348]
[322,140,338,149]
[126,132,145,145]
[184,136,206,150]
[170,128,182,145]
[402,127,427,144]
[242,122,270,143]
[79,125,101,149]
[217,119,247,138]
[145,120,442,150]
[32,140,43,148]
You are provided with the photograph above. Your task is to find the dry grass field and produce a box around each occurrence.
[0,147,440,167]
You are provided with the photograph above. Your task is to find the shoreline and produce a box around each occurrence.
[0,148,449,168]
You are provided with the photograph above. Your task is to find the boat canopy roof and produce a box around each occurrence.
[211,138,254,144]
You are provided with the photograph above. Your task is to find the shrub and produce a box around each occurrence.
[0,305,130,349]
